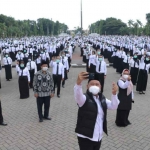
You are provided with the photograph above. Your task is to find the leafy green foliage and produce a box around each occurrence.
[0,14,68,37]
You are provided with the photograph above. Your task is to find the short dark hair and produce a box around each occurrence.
[41,60,47,66]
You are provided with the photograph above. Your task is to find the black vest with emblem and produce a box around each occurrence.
[75,90,108,138]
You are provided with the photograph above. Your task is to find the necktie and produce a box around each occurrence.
[6,58,9,64]
[56,63,59,75]
[21,69,23,76]
[134,61,136,68]
[127,58,128,63]
[99,61,101,72]
[30,62,32,70]
[62,59,64,65]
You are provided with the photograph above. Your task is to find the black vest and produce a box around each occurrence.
[75,91,108,138]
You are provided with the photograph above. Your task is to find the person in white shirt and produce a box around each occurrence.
[26,58,37,88]
[35,55,42,71]
[9,45,16,61]
[88,50,96,73]
[116,69,134,127]
[60,51,69,88]
[74,72,119,150]
[3,53,12,81]
[136,55,150,94]
[50,56,64,98]
[95,54,107,93]
[122,52,131,70]
[16,51,24,63]
[129,53,139,85]
[16,60,30,99]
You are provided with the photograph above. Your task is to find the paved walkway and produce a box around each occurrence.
[0,47,150,150]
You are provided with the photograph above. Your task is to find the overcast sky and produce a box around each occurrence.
[0,0,150,30]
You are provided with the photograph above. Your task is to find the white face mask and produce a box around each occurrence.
[89,86,100,95]
[42,67,48,71]
[123,74,128,79]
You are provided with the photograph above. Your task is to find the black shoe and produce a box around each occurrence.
[0,122,7,126]
[39,119,43,122]
[142,92,145,94]
[44,117,52,120]
[6,79,10,81]
[139,92,142,94]
[57,95,60,98]
[127,121,131,125]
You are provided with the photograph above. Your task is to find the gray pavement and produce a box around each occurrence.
[0,47,150,150]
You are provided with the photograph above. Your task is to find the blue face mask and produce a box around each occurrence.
[5,55,8,57]
[99,58,103,61]
[146,58,149,61]
[56,59,60,63]
[98,52,101,55]
[20,64,24,68]
[134,55,137,58]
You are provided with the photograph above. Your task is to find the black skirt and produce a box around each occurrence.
[123,62,129,70]
[9,52,16,61]
[19,76,29,99]
[116,110,130,127]
[136,69,148,91]
[89,64,96,73]
[130,67,139,85]
[4,65,12,80]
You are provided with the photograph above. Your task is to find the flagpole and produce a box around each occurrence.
[81,0,83,37]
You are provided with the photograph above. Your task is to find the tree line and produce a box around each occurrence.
[0,14,68,38]
[89,13,150,36]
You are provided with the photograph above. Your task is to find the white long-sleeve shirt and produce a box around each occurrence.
[118,80,134,99]
[95,60,107,75]
[74,84,119,141]
[16,66,30,82]
[3,57,12,65]
[50,61,64,78]
[26,61,37,73]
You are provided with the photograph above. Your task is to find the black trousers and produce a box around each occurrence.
[53,75,62,95]
[36,96,51,119]
[78,137,102,150]
[0,101,4,123]
[95,73,105,93]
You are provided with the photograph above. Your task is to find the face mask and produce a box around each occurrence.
[41,52,43,54]
[5,55,8,57]
[146,58,149,61]
[18,52,21,54]
[98,52,101,55]
[99,58,103,61]
[123,75,128,79]
[134,55,137,58]
[56,59,60,63]
[20,64,24,68]
[89,86,100,95]
[28,59,31,62]
[127,55,130,57]
[42,67,48,71]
